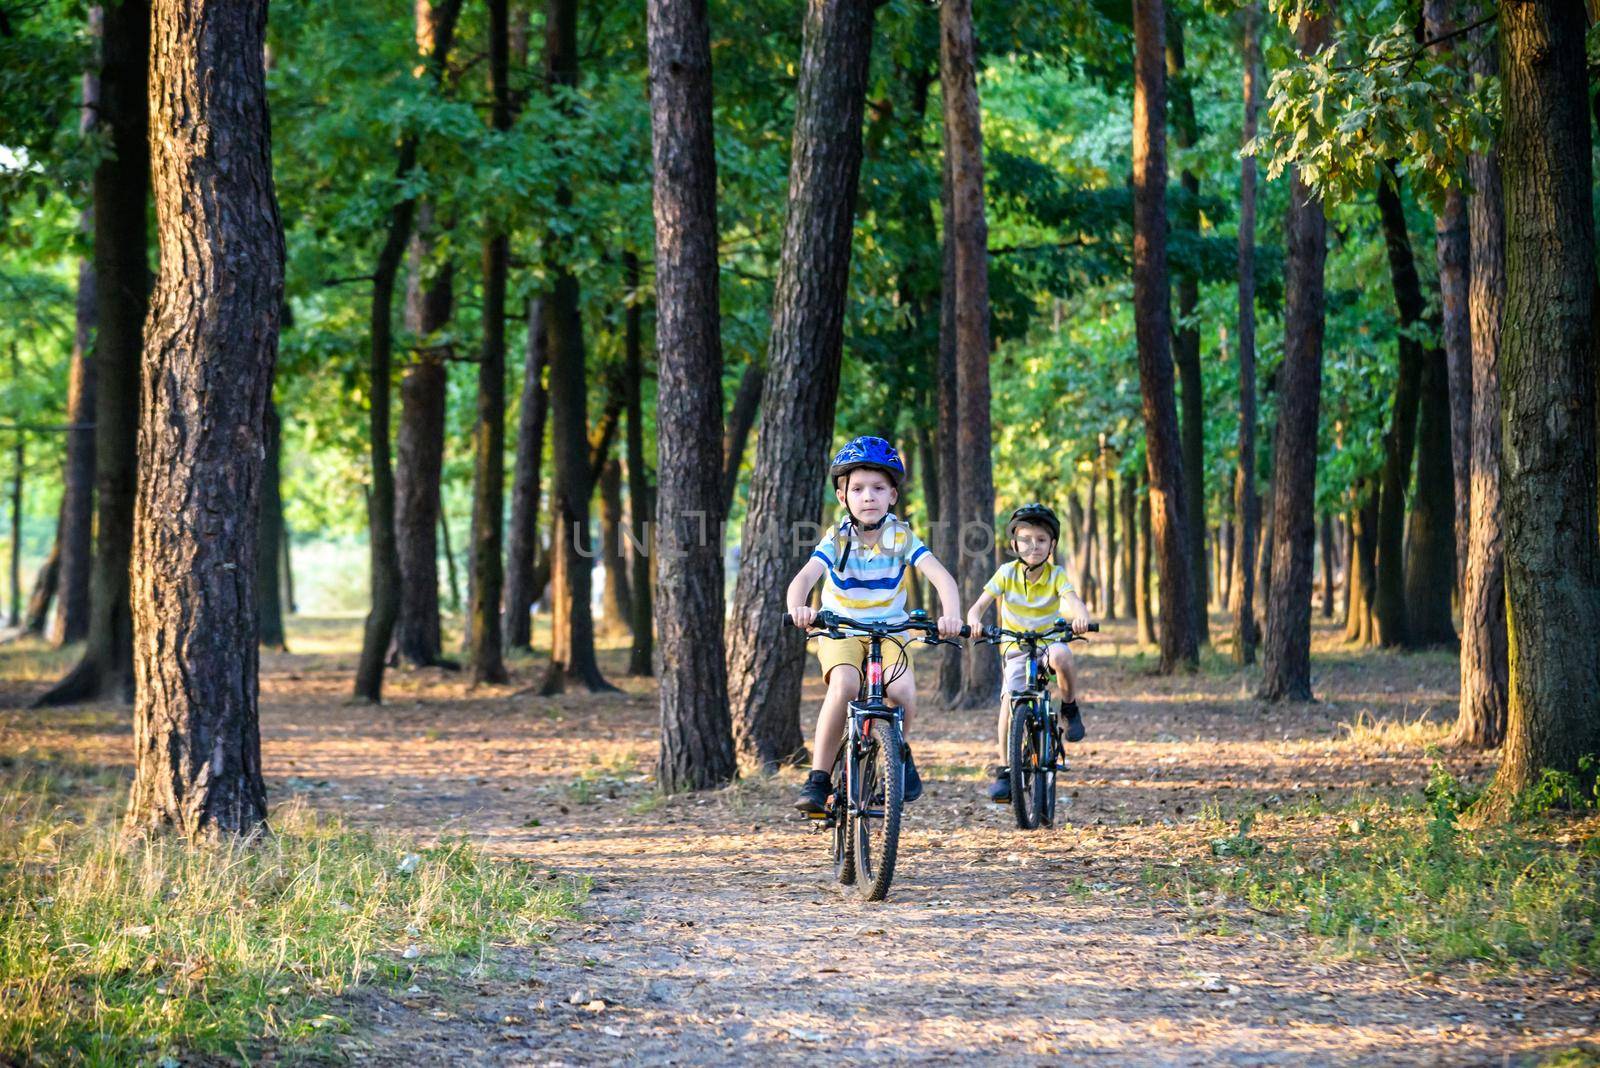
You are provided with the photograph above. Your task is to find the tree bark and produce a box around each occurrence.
[1076,474,1097,605]
[935,147,963,702]
[1132,0,1198,673]
[1319,512,1335,619]
[1345,490,1378,646]
[1455,20,1508,749]
[257,402,287,651]
[1136,470,1156,645]
[1405,340,1459,646]
[1231,4,1262,667]
[1167,11,1207,643]
[725,0,877,766]
[942,0,1000,705]
[353,0,462,701]
[1119,469,1138,619]
[54,235,97,646]
[1371,169,1427,649]
[648,0,737,790]
[504,298,549,652]
[1100,470,1118,619]
[1484,0,1600,807]
[36,0,147,706]
[127,0,280,837]
[721,361,764,519]
[1258,9,1330,702]
[623,253,655,677]
[393,221,453,667]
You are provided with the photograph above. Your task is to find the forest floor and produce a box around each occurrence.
[3,614,1598,1066]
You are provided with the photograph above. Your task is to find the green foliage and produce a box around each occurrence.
[0,757,584,1063]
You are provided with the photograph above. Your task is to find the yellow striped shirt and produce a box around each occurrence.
[983,559,1075,633]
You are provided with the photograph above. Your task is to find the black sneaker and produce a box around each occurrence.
[794,769,831,817]
[902,748,923,803]
[987,768,1011,804]
[1063,702,1086,743]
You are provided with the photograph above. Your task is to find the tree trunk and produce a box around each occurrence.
[721,361,764,518]
[1258,9,1330,702]
[942,0,1000,705]
[1484,1,1600,808]
[725,0,878,767]
[1077,476,1097,606]
[1319,512,1335,619]
[127,0,280,836]
[504,298,549,651]
[1132,0,1198,673]
[1218,515,1234,611]
[1345,491,1378,646]
[10,429,23,629]
[1167,11,1207,644]
[353,0,462,701]
[538,0,613,695]
[1119,471,1138,618]
[624,253,655,677]
[1100,470,1118,619]
[1425,0,1474,602]
[648,0,737,790]
[598,458,632,637]
[1372,169,1427,649]
[1405,341,1458,646]
[467,0,514,686]
[257,402,287,651]
[1455,19,1508,750]
[36,0,147,707]
[1231,6,1261,667]
[54,229,97,646]
[1136,470,1156,645]
[393,221,453,667]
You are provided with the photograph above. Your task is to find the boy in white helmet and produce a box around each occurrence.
[786,436,964,815]
[964,503,1091,805]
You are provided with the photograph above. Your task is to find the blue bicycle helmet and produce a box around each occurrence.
[829,436,904,489]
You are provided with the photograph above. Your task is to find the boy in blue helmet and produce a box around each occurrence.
[786,436,965,815]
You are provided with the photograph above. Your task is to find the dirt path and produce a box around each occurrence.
[6,619,1597,1064]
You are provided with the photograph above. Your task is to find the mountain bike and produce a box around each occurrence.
[977,619,1097,830]
[788,608,967,901]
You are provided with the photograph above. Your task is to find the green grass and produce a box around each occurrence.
[1146,769,1600,972]
[0,755,585,1065]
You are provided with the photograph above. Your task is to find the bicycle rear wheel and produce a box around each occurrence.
[853,718,903,901]
[1008,699,1045,830]
[830,749,855,885]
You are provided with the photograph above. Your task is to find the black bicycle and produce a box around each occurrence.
[978,619,1097,830]
[788,608,967,901]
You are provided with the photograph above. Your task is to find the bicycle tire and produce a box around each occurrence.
[1008,699,1045,831]
[1040,701,1058,828]
[831,748,855,885]
[853,718,904,901]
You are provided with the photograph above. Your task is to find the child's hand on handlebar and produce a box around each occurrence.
[937,614,964,639]
[1069,612,1092,636]
[790,605,817,630]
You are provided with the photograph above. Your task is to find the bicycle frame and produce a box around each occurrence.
[843,632,904,823]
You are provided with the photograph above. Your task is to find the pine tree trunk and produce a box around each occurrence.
[721,361,764,518]
[1231,3,1262,667]
[624,253,655,677]
[1167,12,1207,643]
[1132,0,1198,673]
[1405,343,1459,646]
[1345,490,1378,646]
[504,298,549,651]
[1455,19,1508,749]
[648,0,736,790]
[54,224,97,646]
[1136,470,1156,645]
[1119,472,1138,618]
[127,0,280,836]
[942,0,1000,705]
[1484,0,1600,808]
[1077,476,1097,605]
[1101,471,1118,619]
[1372,169,1427,649]
[1258,8,1329,702]
[725,0,877,766]
[935,147,963,702]
[354,0,462,701]
[24,538,60,637]
[393,216,453,667]
[257,403,287,651]
[36,0,147,707]
[598,458,632,638]
[1319,512,1335,619]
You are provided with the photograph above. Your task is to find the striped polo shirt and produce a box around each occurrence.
[812,515,929,624]
[983,559,1075,633]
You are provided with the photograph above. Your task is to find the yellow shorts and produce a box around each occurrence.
[815,635,911,682]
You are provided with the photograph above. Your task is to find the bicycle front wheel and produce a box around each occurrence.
[853,718,904,901]
[1009,699,1045,831]
[831,749,855,885]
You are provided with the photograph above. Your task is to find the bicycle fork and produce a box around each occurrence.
[844,703,904,821]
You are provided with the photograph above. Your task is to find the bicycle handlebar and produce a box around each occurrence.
[980,619,1099,643]
[785,609,971,640]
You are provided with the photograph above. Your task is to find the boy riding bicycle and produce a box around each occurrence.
[787,436,964,815]
[964,503,1091,805]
